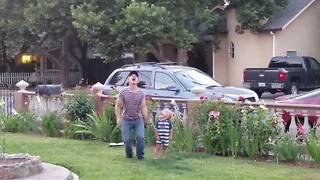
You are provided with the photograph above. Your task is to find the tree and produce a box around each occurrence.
[0,0,36,72]
[72,0,226,64]
[24,0,89,86]
[72,0,288,64]
[230,0,289,31]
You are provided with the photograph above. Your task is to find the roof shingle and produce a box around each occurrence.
[260,0,315,31]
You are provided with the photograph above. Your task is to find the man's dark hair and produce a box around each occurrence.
[128,71,139,77]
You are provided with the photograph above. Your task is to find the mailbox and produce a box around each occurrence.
[36,85,62,96]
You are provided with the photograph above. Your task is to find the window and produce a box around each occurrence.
[229,42,234,58]
[308,57,320,70]
[108,71,129,86]
[110,71,152,88]
[136,71,152,88]
[269,57,302,68]
[155,72,177,90]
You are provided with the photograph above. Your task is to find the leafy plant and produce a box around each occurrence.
[243,138,259,159]
[227,120,241,158]
[145,124,156,145]
[171,115,195,153]
[194,100,240,156]
[0,112,38,133]
[73,102,117,142]
[306,132,320,167]
[273,135,300,162]
[240,105,280,158]
[63,91,94,123]
[42,113,62,137]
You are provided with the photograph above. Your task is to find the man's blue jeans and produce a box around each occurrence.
[121,118,145,159]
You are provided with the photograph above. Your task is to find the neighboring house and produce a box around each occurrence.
[214,0,320,86]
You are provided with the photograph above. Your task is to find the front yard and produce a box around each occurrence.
[3,133,320,180]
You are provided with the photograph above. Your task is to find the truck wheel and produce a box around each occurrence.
[285,82,299,95]
[254,90,263,98]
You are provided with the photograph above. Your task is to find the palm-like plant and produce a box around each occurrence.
[74,102,116,142]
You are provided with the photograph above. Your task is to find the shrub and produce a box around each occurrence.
[194,101,240,156]
[273,135,300,162]
[63,91,94,123]
[73,102,117,142]
[240,105,280,158]
[171,115,196,153]
[145,124,156,145]
[42,113,62,137]
[1,112,38,133]
[306,132,320,167]
[227,120,241,157]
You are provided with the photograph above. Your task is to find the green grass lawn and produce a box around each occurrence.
[2,133,320,180]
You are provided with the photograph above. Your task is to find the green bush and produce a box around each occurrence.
[0,112,38,133]
[273,135,300,162]
[306,132,320,167]
[240,105,280,159]
[73,102,117,142]
[42,113,62,137]
[194,101,240,156]
[145,124,156,145]
[171,115,196,153]
[63,91,94,123]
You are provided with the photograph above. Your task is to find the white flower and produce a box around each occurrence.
[259,104,268,111]
[171,99,176,105]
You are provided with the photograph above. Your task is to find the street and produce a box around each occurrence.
[260,92,285,103]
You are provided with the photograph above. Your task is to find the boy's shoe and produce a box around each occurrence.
[137,157,144,160]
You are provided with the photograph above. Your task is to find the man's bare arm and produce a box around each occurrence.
[140,97,150,123]
[114,96,123,126]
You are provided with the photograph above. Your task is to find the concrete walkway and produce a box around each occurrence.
[18,163,78,180]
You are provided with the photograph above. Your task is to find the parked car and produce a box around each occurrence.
[102,62,259,102]
[275,88,320,132]
[243,56,320,97]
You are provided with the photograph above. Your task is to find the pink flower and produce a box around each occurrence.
[209,110,220,120]
[297,122,305,136]
[200,95,208,103]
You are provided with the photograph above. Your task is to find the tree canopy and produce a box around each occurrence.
[1,0,288,72]
[72,0,288,61]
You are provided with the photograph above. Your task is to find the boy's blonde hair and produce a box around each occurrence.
[160,108,173,119]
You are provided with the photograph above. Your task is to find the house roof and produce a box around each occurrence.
[260,0,316,31]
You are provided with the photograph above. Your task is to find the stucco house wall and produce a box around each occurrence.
[216,0,320,87]
[275,0,320,58]
[213,34,229,85]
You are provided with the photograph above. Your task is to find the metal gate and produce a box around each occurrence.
[0,84,16,116]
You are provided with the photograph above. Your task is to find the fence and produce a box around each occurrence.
[8,88,320,139]
[0,84,16,116]
[0,71,82,86]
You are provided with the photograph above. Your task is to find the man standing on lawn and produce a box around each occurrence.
[115,70,149,160]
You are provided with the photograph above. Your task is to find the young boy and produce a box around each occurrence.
[154,108,173,159]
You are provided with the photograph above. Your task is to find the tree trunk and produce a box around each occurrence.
[61,36,71,88]
[177,48,188,65]
[150,42,165,61]
[79,43,88,81]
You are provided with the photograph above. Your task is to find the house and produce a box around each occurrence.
[214,0,320,86]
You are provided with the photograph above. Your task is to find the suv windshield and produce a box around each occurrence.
[175,69,221,90]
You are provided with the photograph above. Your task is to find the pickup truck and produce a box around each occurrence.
[243,56,320,97]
